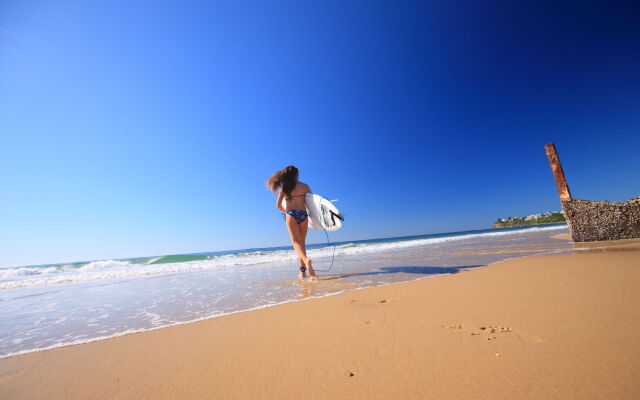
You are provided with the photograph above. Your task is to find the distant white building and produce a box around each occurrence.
[498,211,562,224]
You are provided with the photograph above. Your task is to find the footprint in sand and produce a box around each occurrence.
[469,325,513,340]
[444,324,541,342]
[348,298,388,306]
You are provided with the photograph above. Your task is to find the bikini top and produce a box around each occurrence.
[285,193,306,201]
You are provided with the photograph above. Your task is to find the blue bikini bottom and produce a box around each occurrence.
[286,209,308,224]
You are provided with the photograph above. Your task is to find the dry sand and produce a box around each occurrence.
[2,243,640,399]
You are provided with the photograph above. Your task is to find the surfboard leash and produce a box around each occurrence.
[313,207,344,273]
[312,229,336,273]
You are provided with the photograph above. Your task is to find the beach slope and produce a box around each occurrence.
[1,246,639,399]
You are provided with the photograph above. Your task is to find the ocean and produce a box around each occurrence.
[0,224,571,358]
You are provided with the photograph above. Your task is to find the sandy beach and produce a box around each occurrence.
[1,241,639,399]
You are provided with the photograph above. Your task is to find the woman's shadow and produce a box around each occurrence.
[298,265,484,298]
[322,265,483,280]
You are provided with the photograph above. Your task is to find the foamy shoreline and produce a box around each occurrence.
[1,224,567,289]
[0,226,571,359]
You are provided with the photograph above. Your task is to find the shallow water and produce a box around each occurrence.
[0,225,571,358]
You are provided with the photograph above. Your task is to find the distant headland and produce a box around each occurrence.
[492,212,566,229]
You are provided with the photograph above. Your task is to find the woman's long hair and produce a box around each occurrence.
[266,165,299,195]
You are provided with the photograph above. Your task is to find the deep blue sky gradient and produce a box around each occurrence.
[1,1,639,266]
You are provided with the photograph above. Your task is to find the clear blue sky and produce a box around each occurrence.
[1,1,639,267]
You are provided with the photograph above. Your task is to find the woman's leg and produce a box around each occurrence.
[298,218,316,279]
[286,216,308,262]
[298,257,306,278]
[286,216,315,280]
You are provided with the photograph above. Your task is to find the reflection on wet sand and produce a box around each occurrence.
[284,233,639,303]
[435,247,571,257]
[295,276,355,299]
[448,240,571,251]
[572,239,640,254]
[298,283,316,299]
[292,234,638,302]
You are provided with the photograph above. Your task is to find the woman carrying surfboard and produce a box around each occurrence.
[266,165,317,280]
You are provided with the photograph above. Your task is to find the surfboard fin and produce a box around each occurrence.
[330,210,344,225]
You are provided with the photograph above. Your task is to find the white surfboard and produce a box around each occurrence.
[282,193,344,232]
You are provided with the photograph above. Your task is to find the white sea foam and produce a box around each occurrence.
[328,225,567,255]
[0,225,567,290]
[0,293,343,359]
[75,260,132,271]
[0,254,298,289]
[0,266,59,279]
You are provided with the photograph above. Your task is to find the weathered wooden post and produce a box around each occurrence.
[545,143,572,201]
[544,143,640,242]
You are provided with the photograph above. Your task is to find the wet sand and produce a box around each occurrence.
[1,242,639,399]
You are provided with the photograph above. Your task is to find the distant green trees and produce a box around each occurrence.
[493,212,566,228]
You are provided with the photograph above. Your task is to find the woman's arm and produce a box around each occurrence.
[276,190,286,213]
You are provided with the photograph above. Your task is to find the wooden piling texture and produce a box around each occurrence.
[544,143,640,242]
[545,143,572,201]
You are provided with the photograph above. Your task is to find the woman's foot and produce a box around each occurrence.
[298,265,307,280]
[306,259,317,281]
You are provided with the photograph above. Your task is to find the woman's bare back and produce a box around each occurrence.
[284,182,310,211]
